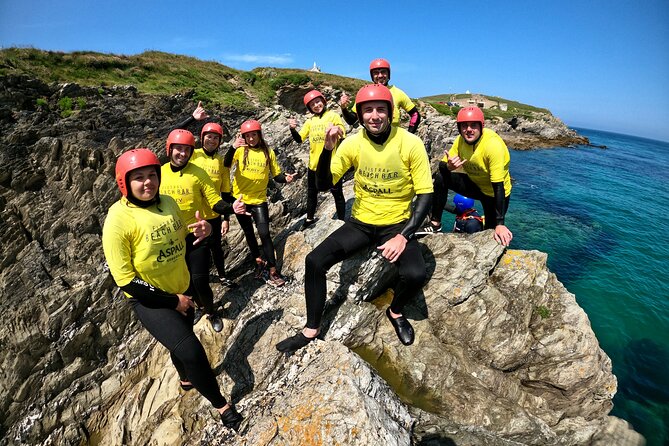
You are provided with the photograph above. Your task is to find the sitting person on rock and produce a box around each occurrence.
[102,149,243,430]
[289,90,347,229]
[223,120,295,287]
[419,106,513,246]
[452,194,484,234]
[339,58,421,134]
[175,102,237,289]
[276,84,433,353]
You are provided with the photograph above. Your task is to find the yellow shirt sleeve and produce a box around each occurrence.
[389,86,416,126]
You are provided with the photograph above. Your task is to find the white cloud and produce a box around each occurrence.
[223,53,293,64]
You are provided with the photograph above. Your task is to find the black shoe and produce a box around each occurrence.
[301,218,317,230]
[193,308,203,325]
[219,276,237,288]
[180,381,194,391]
[208,314,224,332]
[414,222,442,236]
[275,331,317,353]
[386,308,414,345]
[220,405,243,431]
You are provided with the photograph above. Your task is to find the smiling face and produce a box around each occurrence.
[307,97,325,114]
[128,166,159,201]
[243,130,261,147]
[458,121,483,144]
[371,68,390,86]
[360,100,390,134]
[202,132,221,151]
[169,143,193,167]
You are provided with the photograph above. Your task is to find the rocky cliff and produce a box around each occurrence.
[0,75,642,445]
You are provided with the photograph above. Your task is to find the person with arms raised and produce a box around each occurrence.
[289,90,347,229]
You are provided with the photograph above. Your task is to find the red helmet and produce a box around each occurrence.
[303,90,325,109]
[355,84,395,122]
[456,106,485,127]
[166,129,195,155]
[115,149,160,197]
[369,58,391,79]
[240,120,262,135]
[200,122,224,142]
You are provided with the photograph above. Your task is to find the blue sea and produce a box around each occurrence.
[441,128,669,445]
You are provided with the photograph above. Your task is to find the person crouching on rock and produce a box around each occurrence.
[419,106,513,246]
[288,90,347,229]
[102,149,243,430]
[276,84,433,354]
[224,120,295,288]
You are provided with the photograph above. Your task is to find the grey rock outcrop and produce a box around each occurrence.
[0,76,642,445]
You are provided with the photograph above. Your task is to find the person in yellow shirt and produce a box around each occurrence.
[175,102,237,288]
[276,84,433,354]
[289,90,347,229]
[161,129,242,331]
[102,149,243,430]
[418,106,513,246]
[225,120,295,287]
[339,58,421,133]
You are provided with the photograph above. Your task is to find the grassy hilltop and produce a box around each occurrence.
[1,48,550,122]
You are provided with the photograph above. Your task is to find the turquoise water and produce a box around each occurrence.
[441,129,669,445]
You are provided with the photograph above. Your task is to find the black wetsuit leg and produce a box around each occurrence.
[331,179,346,220]
[130,300,227,409]
[306,170,318,220]
[249,203,278,268]
[304,220,372,329]
[235,212,262,260]
[185,233,215,315]
[207,217,227,277]
[376,223,427,313]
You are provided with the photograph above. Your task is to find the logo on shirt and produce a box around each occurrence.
[157,239,185,263]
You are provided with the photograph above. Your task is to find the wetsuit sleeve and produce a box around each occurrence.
[407,107,421,134]
[492,182,506,226]
[173,115,196,131]
[315,149,334,191]
[273,173,288,183]
[290,127,303,144]
[212,194,234,216]
[341,106,358,125]
[120,277,180,309]
[223,146,237,168]
[400,193,433,239]
[220,192,235,219]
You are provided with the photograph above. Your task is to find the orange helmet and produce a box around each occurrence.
[355,84,395,122]
[240,120,262,135]
[303,90,325,110]
[456,106,485,127]
[200,122,224,142]
[115,149,160,197]
[166,129,195,155]
[369,58,391,80]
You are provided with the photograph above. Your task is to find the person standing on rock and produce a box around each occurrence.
[224,120,295,287]
[176,102,237,289]
[102,148,243,430]
[289,90,347,229]
[276,84,433,353]
[417,106,513,246]
[160,129,245,332]
[339,58,421,134]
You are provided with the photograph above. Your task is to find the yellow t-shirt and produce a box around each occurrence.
[298,110,346,171]
[389,85,416,126]
[102,196,190,296]
[190,148,231,219]
[231,146,281,205]
[160,162,223,227]
[332,127,433,225]
[443,128,512,197]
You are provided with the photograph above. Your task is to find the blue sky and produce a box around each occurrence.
[1,0,668,142]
